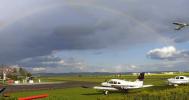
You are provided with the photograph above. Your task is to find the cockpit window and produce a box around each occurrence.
[108,81,113,84]
[118,82,121,84]
[176,76,179,79]
[113,81,117,84]
[180,77,184,79]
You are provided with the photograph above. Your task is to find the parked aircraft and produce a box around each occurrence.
[173,22,189,30]
[168,76,189,86]
[93,73,153,95]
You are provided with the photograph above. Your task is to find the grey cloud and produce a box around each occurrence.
[173,32,189,43]
[91,61,189,72]
[138,60,189,72]
[19,55,88,73]
[0,3,159,63]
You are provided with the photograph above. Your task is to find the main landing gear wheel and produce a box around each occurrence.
[104,91,109,95]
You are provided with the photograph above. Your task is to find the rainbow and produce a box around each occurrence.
[0,2,170,44]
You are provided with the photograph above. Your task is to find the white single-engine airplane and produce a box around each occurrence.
[173,22,189,30]
[93,73,153,95]
[168,76,189,86]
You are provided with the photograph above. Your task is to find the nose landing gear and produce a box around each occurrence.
[104,90,109,95]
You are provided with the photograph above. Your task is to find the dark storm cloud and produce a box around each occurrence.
[0,3,155,63]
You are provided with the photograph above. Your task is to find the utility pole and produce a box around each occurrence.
[3,72,6,84]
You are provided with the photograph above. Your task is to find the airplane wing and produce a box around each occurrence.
[93,85,135,91]
[112,84,153,89]
[0,87,6,94]
[173,22,182,25]
[93,86,118,91]
[142,85,153,88]
[175,25,184,30]
[94,84,153,91]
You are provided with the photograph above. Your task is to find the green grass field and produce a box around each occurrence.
[2,73,189,100]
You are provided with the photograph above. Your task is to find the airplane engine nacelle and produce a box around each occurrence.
[101,82,111,87]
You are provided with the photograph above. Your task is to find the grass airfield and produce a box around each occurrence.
[2,73,189,100]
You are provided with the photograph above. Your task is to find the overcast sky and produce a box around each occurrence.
[0,0,189,73]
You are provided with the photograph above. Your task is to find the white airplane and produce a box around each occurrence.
[173,22,189,30]
[168,76,189,86]
[93,73,153,95]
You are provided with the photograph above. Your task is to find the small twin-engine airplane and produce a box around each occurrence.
[168,76,189,86]
[93,73,153,95]
[173,22,189,30]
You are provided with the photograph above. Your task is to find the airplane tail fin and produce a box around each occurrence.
[137,72,145,81]
[135,72,145,87]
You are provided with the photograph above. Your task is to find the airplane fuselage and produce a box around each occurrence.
[93,73,153,95]
[168,76,189,85]
[101,79,143,88]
